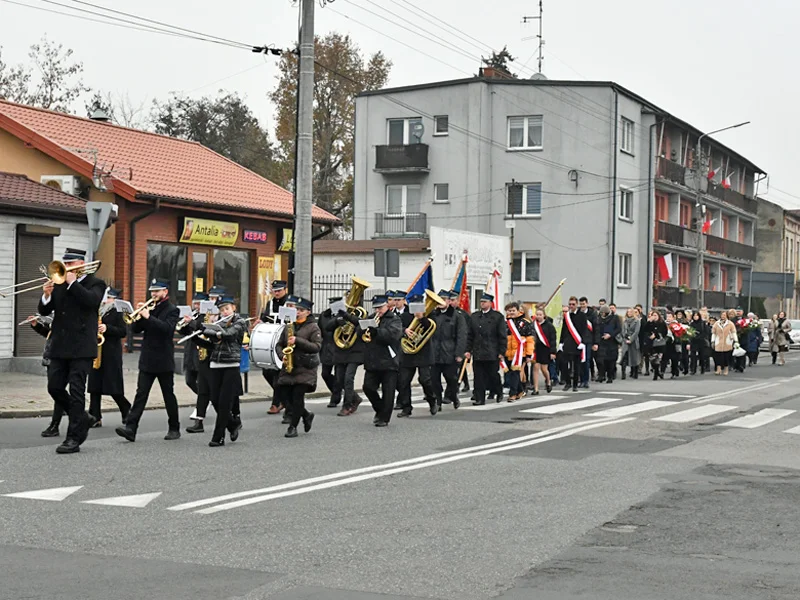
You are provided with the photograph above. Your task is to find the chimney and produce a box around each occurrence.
[90,108,111,123]
[479,66,514,80]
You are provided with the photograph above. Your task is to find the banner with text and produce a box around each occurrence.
[179,217,239,247]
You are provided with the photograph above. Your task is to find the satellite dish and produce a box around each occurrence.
[530,72,548,80]
[411,121,425,143]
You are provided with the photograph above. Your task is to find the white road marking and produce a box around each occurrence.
[168,417,619,512]
[650,394,696,399]
[521,397,625,415]
[784,425,800,435]
[3,486,83,502]
[597,391,643,396]
[718,408,796,429]
[459,395,567,411]
[82,492,162,508]
[195,418,636,514]
[688,382,781,405]
[652,404,736,423]
[587,400,676,418]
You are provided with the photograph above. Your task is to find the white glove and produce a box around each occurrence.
[578,343,586,351]
[557,344,564,352]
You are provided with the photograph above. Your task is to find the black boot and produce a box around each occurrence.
[41,423,60,438]
[632,367,639,379]
[653,365,659,381]
[284,426,298,438]
[621,368,626,380]
[186,419,204,433]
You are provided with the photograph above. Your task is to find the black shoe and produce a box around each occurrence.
[596,377,605,384]
[115,426,136,442]
[41,424,60,438]
[562,383,571,392]
[374,421,388,428]
[80,415,96,445]
[164,429,181,441]
[91,419,103,428]
[496,394,503,403]
[429,402,438,415]
[572,386,578,392]
[281,415,291,425]
[285,426,298,438]
[186,419,204,433]
[393,404,403,411]
[55,439,80,454]
[441,399,452,404]
[326,401,339,408]
[209,439,225,447]
[474,400,485,406]
[461,385,470,393]
[373,415,381,424]
[606,379,613,384]
[453,398,461,409]
[546,383,552,393]
[397,410,412,418]
[621,372,626,380]
[303,412,315,433]
[228,417,242,442]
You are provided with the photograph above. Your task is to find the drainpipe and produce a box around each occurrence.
[126,198,160,352]
[610,90,619,304]
[647,119,660,310]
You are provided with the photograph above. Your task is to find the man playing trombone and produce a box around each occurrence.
[38,248,106,454]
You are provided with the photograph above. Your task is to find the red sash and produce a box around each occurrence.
[507,318,525,369]
[565,311,586,362]
[533,320,549,347]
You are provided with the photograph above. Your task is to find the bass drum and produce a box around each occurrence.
[250,322,284,371]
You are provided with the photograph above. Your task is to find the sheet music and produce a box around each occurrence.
[114,300,134,314]
[408,302,425,314]
[278,306,297,323]
[330,299,347,315]
[359,318,378,329]
[388,346,396,359]
[199,301,220,314]
[177,305,194,318]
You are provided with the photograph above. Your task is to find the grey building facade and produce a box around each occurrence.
[353,77,764,309]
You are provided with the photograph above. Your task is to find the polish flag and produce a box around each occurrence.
[702,218,716,234]
[707,164,721,181]
[722,174,732,189]
[656,253,673,281]
[488,268,501,312]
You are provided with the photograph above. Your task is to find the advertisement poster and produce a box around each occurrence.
[179,217,239,247]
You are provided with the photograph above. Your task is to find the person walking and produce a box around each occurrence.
[397,294,440,417]
[769,311,791,366]
[712,311,738,376]
[430,290,467,411]
[619,308,641,380]
[318,297,343,408]
[746,312,763,366]
[466,293,507,405]
[332,305,366,417]
[559,296,590,392]
[361,295,403,427]
[689,311,709,375]
[595,305,621,383]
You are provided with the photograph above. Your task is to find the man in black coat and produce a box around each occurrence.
[361,295,403,427]
[579,296,598,388]
[180,291,207,396]
[38,248,106,454]
[116,278,181,442]
[465,293,507,406]
[259,280,289,414]
[318,296,343,408]
[180,292,213,434]
[560,296,590,392]
[396,293,442,417]
[431,290,467,410]
[449,290,471,393]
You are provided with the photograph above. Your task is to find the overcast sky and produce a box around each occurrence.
[3,0,798,208]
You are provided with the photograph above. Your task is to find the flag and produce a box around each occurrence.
[702,218,716,234]
[450,254,470,312]
[487,268,501,311]
[406,259,434,299]
[722,173,731,189]
[543,284,563,341]
[707,164,721,181]
[656,253,673,281]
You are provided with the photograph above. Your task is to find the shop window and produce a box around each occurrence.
[213,248,250,315]
[147,243,187,306]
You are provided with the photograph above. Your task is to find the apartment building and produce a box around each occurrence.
[353,76,764,309]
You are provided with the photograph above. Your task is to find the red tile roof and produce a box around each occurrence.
[0,100,337,224]
[0,171,86,218]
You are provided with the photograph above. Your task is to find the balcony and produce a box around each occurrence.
[374,212,427,238]
[705,235,756,262]
[654,221,698,249]
[654,286,698,308]
[703,291,743,310]
[374,144,430,173]
[706,183,757,214]
[656,158,757,215]
[656,157,689,186]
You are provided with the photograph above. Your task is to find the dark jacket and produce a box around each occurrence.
[132,299,179,373]
[88,307,126,395]
[641,320,668,353]
[582,308,598,345]
[208,314,247,365]
[746,324,762,353]
[595,313,621,362]
[260,295,287,323]
[431,306,467,365]
[466,309,508,361]
[178,313,203,371]
[37,274,105,359]
[276,316,322,389]
[532,319,557,358]
[31,320,52,366]
[318,308,339,366]
[400,310,434,368]
[362,310,403,372]
[690,318,710,350]
[560,310,589,356]
[333,310,365,365]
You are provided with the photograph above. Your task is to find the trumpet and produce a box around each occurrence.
[123,297,157,325]
[0,260,101,298]
[361,314,380,343]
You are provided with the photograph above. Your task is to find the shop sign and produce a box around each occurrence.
[179,217,238,247]
[277,228,294,252]
[242,229,268,244]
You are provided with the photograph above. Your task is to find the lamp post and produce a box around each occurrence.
[694,121,750,308]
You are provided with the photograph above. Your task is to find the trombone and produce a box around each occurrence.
[0,260,102,298]
[123,297,157,325]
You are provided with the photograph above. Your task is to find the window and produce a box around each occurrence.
[722,215,730,239]
[512,251,541,284]
[433,115,448,136]
[678,258,690,287]
[386,184,421,215]
[620,117,634,154]
[618,253,632,287]
[387,117,423,145]
[506,182,542,217]
[619,187,634,221]
[213,249,251,315]
[507,115,543,150]
[433,183,449,203]
[147,243,187,305]
[655,193,669,223]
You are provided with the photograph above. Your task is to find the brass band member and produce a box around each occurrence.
[39,248,105,454]
[181,291,207,398]
[258,280,289,415]
[465,293,507,406]
[361,295,403,427]
[448,290,471,394]
[318,297,343,408]
[27,315,62,438]
[333,303,366,417]
[276,296,321,438]
[179,291,214,433]
[88,288,131,426]
[431,290,467,411]
[397,293,441,417]
[116,278,181,443]
[204,296,247,447]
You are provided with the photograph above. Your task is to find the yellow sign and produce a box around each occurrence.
[179,217,239,247]
[195,278,204,293]
[277,228,294,252]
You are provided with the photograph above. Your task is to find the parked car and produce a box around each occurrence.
[760,318,800,351]
[760,319,770,352]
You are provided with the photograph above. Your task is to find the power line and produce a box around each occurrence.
[393,0,493,56]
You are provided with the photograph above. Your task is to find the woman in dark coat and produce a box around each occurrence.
[276,296,322,438]
[689,311,709,375]
[88,289,131,426]
[641,310,668,380]
[595,305,621,383]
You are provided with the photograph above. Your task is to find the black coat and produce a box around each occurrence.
[582,308,599,345]
[595,314,621,362]
[560,310,589,356]
[88,308,126,395]
[318,309,339,366]
[178,314,203,371]
[333,311,365,365]
[431,306,467,365]
[208,315,247,364]
[362,310,403,372]
[277,316,322,389]
[400,310,434,368]
[533,319,557,358]
[641,320,668,353]
[38,274,105,360]
[132,299,179,373]
[466,310,508,361]
[259,295,287,322]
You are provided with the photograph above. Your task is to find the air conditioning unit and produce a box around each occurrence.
[40,175,81,196]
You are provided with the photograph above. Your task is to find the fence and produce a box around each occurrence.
[312,274,386,313]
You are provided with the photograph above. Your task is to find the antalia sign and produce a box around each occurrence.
[179,217,239,247]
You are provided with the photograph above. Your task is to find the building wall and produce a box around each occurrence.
[755,197,784,273]
[313,251,429,294]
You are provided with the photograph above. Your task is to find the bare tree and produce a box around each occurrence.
[86,90,147,128]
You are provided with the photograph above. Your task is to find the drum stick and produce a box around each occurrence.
[458,356,470,384]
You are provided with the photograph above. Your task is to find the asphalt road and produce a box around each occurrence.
[2,355,800,599]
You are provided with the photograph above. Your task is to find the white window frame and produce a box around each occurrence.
[620,117,634,155]
[617,252,632,288]
[386,117,423,145]
[433,115,449,136]
[618,187,634,222]
[507,115,543,151]
[385,184,421,216]
[512,251,541,285]
[506,182,542,218]
[433,183,449,204]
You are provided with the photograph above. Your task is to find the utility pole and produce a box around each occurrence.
[522,1,544,74]
[294,0,315,298]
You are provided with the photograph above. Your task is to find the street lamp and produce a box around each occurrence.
[694,121,750,308]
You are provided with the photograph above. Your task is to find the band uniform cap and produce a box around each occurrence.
[193,291,209,301]
[371,295,388,307]
[437,289,452,299]
[329,296,342,304]
[272,280,288,291]
[480,293,494,302]
[294,296,313,311]
[390,290,406,299]
[208,285,226,296]
[106,288,121,298]
[216,296,236,307]
[449,289,461,298]
[407,293,424,303]
[149,278,169,291]
[62,248,87,262]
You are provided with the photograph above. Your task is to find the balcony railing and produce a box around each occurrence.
[375,144,430,173]
[656,158,757,214]
[703,291,743,310]
[654,221,699,249]
[706,183,757,214]
[656,157,688,186]
[654,286,697,308]
[374,212,427,238]
[705,235,756,262]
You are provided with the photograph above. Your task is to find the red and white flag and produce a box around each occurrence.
[488,268,501,312]
[702,218,716,234]
[656,253,673,281]
[722,173,732,189]
[707,164,721,181]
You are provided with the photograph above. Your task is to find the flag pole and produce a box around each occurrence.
[450,252,468,290]
[543,278,567,310]
[405,255,435,295]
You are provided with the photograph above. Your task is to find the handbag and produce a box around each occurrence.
[652,337,667,348]
[732,346,746,357]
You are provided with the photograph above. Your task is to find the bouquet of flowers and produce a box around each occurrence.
[668,321,697,341]
[735,318,760,333]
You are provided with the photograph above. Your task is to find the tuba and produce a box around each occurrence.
[400,289,445,355]
[333,276,371,349]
